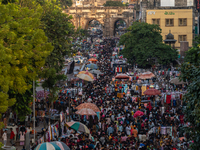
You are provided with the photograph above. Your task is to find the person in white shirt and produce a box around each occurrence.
[2,130,7,146]
[125,124,131,136]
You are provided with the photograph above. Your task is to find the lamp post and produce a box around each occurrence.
[33,79,36,143]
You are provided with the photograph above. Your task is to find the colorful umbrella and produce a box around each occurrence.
[115,74,129,79]
[86,63,98,69]
[66,121,90,134]
[78,71,94,79]
[76,103,100,112]
[50,142,70,150]
[35,142,61,150]
[88,58,98,62]
[134,110,144,118]
[139,71,155,79]
[77,74,94,82]
[143,88,161,96]
[75,108,97,116]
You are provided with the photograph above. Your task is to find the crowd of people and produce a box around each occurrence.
[58,38,190,150]
[1,38,190,150]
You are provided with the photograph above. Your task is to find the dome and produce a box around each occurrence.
[166,33,174,39]
[164,30,177,44]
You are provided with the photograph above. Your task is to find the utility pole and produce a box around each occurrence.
[33,79,36,143]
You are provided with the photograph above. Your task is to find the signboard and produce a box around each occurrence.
[197,0,200,11]
[187,0,193,6]
[160,0,175,7]
[164,11,175,15]
[148,11,156,15]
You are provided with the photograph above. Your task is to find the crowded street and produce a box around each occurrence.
[1,36,189,150]
[1,0,199,150]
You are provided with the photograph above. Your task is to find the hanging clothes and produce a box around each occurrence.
[166,95,171,104]
[141,86,146,95]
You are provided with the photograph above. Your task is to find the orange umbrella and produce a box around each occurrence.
[78,71,94,79]
[75,108,97,116]
[76,103,100,112]
[88,58,98,62]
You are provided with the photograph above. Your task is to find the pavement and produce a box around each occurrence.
[0,121,44,150]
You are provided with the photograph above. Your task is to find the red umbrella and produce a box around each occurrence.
[115,74,129,79]
[134,110,144,118]
[139,71,155,79]
[144,88,161,96]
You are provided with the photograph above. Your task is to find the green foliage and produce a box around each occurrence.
[180,37,200,149]
[79,29,89,37]
[59,0,73,8]
[1,0,15,4]
[103,1,124,6]
[40,1,74,72]
[9,88,32,121]
[0,1,53,124]
[119,22,178,68]
[0,141,4,149]
[184,46,200,66]
[41,68,66,103]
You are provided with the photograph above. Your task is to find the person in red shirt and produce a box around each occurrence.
[10,128,15,146]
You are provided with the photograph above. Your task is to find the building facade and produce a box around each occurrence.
[146,9,193,48]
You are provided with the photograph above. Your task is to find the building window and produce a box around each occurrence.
[165,19,174,27]
[152,19,160,26]
[179,18,187,26]
[178,35,187,43]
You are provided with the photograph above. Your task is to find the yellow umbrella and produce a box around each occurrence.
[78,71,94,79]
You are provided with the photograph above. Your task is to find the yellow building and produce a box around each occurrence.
[146,9,193,48]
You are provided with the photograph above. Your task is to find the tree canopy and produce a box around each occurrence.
[180,38,200,149]
[0,0,75,123]
[119,22,178,68]
[103,1,125,6]
[0,1,53,119]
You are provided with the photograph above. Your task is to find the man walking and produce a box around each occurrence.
[10,128,15,146]
[2,130,7,146]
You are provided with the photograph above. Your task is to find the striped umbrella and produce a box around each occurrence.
[35,142,61,150]
[88,58,98,62]
[66,121,90,134]
[50,142,70,150]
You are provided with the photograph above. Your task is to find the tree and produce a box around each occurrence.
[180,39,200,149]
[0,2,53,123]
[119,22,178,68]
[59,0,73,8]
[103,1,124,6]
[41,1,75,72]
[9,88,32,121]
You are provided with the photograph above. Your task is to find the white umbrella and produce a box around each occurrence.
[77,74,94,82]
[170,77,186,85]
